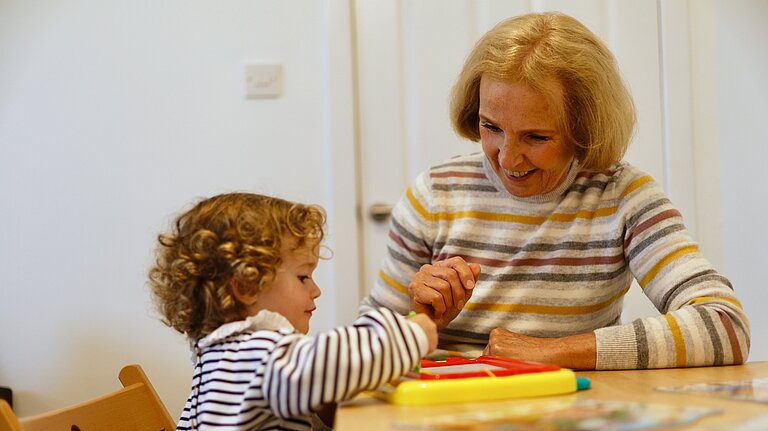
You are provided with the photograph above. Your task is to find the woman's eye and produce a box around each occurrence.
[481,123,501,133]
[528,134,550,142]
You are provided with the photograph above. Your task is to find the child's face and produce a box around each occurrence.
[250,237,321,334]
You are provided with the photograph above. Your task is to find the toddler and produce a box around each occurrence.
[149,193,437,430]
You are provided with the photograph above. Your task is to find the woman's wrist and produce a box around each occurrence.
[550,332,597,370]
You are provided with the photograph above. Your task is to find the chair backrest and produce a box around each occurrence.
[0,364,175,431]
[0,399,22,431]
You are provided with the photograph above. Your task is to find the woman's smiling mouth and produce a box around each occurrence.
[503,168,535,179]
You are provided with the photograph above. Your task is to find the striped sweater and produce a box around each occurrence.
[177,308,427,430]
[360,152,750,370]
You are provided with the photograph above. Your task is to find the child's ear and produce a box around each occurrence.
[230,279,259,305]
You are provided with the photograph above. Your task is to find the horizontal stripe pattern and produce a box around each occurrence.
[361,153,750,370]
[177,308,425,430]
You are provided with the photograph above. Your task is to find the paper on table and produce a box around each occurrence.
[392,398,720,431]
[656,378,768,404]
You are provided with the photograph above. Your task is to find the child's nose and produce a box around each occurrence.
[311,281,321,299]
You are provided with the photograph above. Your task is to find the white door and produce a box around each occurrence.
[354,0,697,322]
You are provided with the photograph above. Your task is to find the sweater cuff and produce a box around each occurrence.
[594,325,639,370]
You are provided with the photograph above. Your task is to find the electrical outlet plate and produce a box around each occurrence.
[245,63,282,98]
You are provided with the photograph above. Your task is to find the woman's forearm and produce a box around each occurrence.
[484,328,596,370]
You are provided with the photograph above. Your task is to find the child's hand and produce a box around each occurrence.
[408,313,438,353]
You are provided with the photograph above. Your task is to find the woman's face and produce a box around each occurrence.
[478,75,575,198]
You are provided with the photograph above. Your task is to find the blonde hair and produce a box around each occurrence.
[451,12,636,170]
[148,193,325,341]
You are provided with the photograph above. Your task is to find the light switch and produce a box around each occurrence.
[245,63,282,98]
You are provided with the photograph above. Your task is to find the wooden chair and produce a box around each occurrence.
[0,364,175,431]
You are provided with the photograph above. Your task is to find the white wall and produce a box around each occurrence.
[0,0,360,419]
[714,0,768,361]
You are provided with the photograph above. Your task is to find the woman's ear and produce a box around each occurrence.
[230,279,259,306]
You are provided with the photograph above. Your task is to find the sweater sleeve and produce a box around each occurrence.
[261,308,428,418]
[595,172,750,369]
[360,170,436,315]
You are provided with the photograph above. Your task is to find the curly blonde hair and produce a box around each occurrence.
[148,193,326,341]
[451,12,636,171]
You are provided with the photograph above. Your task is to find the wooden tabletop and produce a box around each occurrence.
[335,361,768,430]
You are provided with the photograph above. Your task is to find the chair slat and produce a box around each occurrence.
[2,365,175,431]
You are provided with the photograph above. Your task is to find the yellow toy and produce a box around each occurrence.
[373,356,589,406]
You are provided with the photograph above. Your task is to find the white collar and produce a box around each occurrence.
[193,309,296,351]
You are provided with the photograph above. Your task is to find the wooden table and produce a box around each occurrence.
[335,361,768,430]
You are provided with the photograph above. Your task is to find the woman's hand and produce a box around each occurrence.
[483,327,597,370]
[408,256,481,330]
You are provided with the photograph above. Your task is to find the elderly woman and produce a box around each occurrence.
[360,12,749,370]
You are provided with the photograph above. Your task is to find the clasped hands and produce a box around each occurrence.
[408,256,481,330]
[407,256,536,356]
[408,256,596,368]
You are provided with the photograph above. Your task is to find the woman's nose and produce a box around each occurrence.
[499,138,523,167]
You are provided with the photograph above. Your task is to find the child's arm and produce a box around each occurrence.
[408,312,438,352]
[262,307,434,418]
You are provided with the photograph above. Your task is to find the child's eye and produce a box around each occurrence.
[298,275,311,282]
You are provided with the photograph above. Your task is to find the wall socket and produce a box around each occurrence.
[245,63,282,98]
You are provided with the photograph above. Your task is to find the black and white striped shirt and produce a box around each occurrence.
[177,308,427,430]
